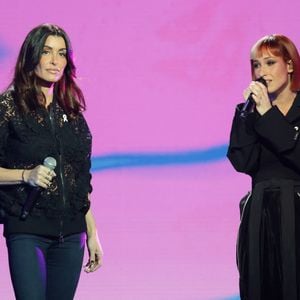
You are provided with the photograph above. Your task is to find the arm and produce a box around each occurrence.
[73,114,103,272]
[84,204,103,273]
[227,105,261,175]
[0,93,24,185]
[0,93,55,187]
[0,168,25,185]
[0,167,55,188]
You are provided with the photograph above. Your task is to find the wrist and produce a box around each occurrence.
[87,228,98,238]
[21,169,28,183]
[257,105,272,116]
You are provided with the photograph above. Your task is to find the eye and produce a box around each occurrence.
[252,62,260,69]
[266,60,276,66]
[41,50,50,55]
[59,52,67,57]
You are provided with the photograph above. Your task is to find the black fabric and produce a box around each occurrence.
[227,93,300,184]
[238,180,298,300]
[0,90,92,237]
[228,92,300,300]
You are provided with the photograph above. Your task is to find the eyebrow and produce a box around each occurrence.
[43,45,67,51]
[251,56,276,62]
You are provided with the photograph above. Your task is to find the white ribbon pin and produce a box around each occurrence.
[62,114,68,122]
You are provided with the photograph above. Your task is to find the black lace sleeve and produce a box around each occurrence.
[0,91,15,166]
[73,112,93,194]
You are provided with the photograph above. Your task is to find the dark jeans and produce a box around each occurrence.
[6,232,86,300]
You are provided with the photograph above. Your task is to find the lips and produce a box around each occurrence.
[264,79,271,85]
[47,69,60,74]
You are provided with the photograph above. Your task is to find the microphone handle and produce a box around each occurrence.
[20,157,57,220]
[20,187,41,220]
[239,77,267,118]
[240,95,255,118]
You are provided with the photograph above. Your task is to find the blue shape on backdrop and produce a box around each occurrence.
[91,144,228,171]
[0,40,9,61]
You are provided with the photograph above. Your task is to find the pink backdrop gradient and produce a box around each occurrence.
[1,0,300,299]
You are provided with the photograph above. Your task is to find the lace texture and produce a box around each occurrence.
[0,90,92,218]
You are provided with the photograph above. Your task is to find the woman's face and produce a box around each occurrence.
[34,35,67,83]
[251,50,293,95]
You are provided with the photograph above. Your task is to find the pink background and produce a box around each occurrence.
[1,0,300,299]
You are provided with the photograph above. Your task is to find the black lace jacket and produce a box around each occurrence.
[0,90,92,237]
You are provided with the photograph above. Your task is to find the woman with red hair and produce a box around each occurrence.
[228,34,300,300]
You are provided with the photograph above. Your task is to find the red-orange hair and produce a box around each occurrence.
[250,34,300,92]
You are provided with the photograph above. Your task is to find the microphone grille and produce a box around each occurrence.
[43,157,57,170]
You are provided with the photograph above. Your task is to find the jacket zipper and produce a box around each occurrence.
[49,103,66,243]
[58,153,66,243]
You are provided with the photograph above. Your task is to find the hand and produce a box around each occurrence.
[243,81,272,115]
[23,165,56,189]
[84,232,103,273]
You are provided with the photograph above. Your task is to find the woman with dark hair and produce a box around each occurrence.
[0,23,103,299]
[227,34,300,300]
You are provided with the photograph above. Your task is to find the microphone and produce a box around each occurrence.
[240,77,267,118]
[20,157,57,220]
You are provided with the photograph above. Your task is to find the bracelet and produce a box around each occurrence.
[21,170,26,183]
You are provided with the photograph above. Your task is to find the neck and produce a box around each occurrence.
[41,86,54,108]
[269,80,296,105]
[269,77,295,104]
[270,87,297,116]
[36,78,54,107]
[271,89,296,106]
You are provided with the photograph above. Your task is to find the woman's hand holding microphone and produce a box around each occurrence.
[243,80,272,116]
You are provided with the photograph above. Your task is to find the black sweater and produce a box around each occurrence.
[227,92,300,185]
[0,90,92,238]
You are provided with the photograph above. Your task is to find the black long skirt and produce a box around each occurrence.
[237,179,300,300]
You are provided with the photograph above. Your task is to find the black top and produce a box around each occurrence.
[0,90,92,238]
[227,92,300,185]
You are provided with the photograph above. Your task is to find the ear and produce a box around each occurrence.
[287,60,294,73]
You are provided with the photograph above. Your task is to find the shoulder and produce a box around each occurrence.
[0,89,17,118]
[72,111,92,139]
[0,89,15,104]
[71,111,89,127]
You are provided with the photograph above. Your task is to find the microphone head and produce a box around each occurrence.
[256,77,267,87]
[43,157,57,170]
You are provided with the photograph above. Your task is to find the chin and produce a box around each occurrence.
[46,75,63,83]
[36,76,60,87]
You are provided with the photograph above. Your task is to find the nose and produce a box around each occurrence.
[50,53,59,65]
[257,64,267,78]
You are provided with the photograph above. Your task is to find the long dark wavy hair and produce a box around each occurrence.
[10,23,86,117]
